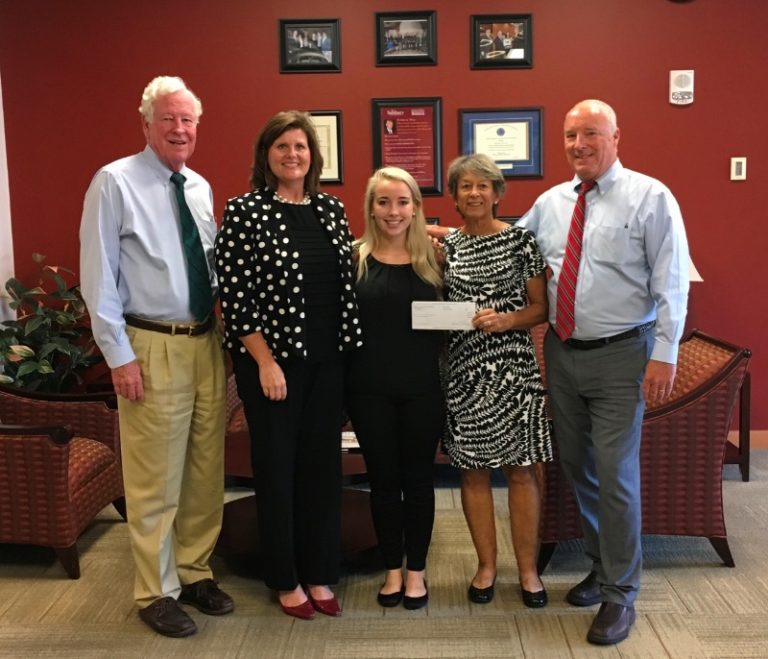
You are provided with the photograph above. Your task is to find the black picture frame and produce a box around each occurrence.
[470,14,532,69]
[426,217,440,225]
[279,18,341,73]
[460,107,543,178]
[375,11,437,66]
[372,97,443,195]
[498,216,522,224]
[309,110,343,183]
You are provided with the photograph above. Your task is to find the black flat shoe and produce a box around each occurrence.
[377,586,405,608]
[468,578,496,604]
[403,584,428,610]
[521,586,548,608]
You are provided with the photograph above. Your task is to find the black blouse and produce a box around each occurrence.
[347,256,443,397]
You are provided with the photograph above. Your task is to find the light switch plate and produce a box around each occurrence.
[730,157,747,181]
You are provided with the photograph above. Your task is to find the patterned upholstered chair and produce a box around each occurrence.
[533,327,752,572]
[0,384,125,578]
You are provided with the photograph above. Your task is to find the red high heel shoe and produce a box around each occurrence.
[307,592,342,617]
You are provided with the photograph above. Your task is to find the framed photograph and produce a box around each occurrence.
[309,111,343,183]
[279,19,341,73]
[426,217,440,225]
[375,11,437,66]
[470,14,532,69]
[372,97,443,195]
[460,108,542,177]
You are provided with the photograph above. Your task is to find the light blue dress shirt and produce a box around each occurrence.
[80,146,217,368]
[518,159,689,364]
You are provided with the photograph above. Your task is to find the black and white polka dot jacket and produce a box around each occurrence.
[215,188,363,360]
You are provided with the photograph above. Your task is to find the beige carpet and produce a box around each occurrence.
[1,453,767,658]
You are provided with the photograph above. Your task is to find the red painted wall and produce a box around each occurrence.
[1,0,765,426]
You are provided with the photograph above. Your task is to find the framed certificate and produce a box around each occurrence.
[460,108,542,178]
[372,97,443,195]
[309,110,343,183]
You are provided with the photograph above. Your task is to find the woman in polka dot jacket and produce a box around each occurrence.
[215,110,362,621]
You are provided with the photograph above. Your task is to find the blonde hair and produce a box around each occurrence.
[355,167,442,288]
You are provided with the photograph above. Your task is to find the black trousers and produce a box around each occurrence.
[346,391,444,571]
[233,353,344,591]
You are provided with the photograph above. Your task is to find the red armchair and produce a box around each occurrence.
[0,384,125,578]
[534,328,752,571]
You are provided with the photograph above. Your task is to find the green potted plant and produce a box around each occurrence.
[0,253,102,392]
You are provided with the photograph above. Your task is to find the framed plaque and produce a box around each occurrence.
[471,14,533,69]
[279,18,341,73]
[372,97,443,195]
[375,11,437,66]
[460,108,542,177]
[309,110,343,183]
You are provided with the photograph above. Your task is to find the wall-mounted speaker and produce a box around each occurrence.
[669,70,694,105]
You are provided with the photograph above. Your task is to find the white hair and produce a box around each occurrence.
[138,76,202,122]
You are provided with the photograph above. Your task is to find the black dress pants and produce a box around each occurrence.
[346,391,444,571]
[233,353,344,591]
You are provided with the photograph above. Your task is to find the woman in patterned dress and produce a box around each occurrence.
[215,111,362,620]
[442,154,552,608]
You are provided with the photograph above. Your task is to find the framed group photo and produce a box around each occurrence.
[309,111,343,183]
[460,108,543,177]
[471,14,533,69]
[279,18,341,73]
[375,11,437,66]
[372,97,443,195]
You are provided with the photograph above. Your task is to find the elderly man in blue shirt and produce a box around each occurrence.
[80,76,233,638]
[519,99,689,645]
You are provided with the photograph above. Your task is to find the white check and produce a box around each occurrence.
[412,301,475,330]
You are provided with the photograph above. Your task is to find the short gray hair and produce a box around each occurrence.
[446,153,506,200]
[138,76,202,122]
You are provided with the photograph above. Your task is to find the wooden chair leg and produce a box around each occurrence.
[709,537,735,567]
[537,542,557,574]
[113,496,127,520]
[55,544,81,579]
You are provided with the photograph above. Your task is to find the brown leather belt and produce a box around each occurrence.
[125,315,213,337]
[553,320,656,350]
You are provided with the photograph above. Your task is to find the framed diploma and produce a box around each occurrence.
[309,110,343,183]
[372,97,443,195]
[470,14,532,69]
[460,108,543,178]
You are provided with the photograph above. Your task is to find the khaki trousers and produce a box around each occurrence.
[118,325,226,606]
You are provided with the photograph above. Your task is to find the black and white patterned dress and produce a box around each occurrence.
[443,225,552,469]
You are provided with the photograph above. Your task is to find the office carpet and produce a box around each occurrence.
[0,453,766,658]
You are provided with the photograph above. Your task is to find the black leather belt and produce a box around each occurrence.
[125,315,213,337]
[554,321,656,350]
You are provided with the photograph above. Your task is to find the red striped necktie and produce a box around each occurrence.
[555,180,596,341]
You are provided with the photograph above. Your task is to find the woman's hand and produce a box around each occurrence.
[473,308,512,333]
[258,360,287,401]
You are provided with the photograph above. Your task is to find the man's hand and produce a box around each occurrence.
[111,360,144,401]
[642,359,676,406]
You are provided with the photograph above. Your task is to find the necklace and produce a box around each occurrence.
[273,191,311,205]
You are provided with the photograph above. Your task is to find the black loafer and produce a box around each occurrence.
[521,586,548,608]
[138,597,197,638]
[377,586,405,608]
[566,571,602,607]
[179,578,234,615]
[468,578,495,604]
[403,584,428,610]
[587,602,636,645]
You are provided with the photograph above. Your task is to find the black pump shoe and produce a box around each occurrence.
[468,578,496,604]
[521,586,548,608]
[403,584,428,610]
[377,586,405,608]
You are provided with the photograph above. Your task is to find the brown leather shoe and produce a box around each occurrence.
[138,597,197,637]
[179,579,234,615]
[587,602,636,645]
[566,571,602,607]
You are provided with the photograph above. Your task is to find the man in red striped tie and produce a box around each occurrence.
[518,99,689,645]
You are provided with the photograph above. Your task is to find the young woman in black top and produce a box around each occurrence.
[346,167,444,610]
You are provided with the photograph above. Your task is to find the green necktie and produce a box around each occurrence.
[170,172,214,322]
